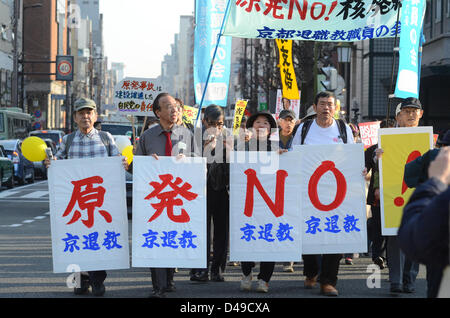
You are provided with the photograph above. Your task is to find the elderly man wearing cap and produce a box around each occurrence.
[394,97,424,128]
[278,109,299,152]
[375,97,423,294]
[45,97,128,297]
[277,109,300,273]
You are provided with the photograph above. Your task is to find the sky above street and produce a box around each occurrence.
[100,0,195,79]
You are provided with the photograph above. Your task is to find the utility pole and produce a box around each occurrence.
[89,32,93,99]
[65,0,72,132]
[11,0,20,109]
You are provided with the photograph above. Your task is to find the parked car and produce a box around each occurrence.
[33,138,57,179]
[29,129,65,149]
[0,145,14,189]
[126,170,132,209]
[0,139,35,185]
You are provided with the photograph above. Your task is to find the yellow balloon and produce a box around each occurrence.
[122,145,134,165]
[22,136,47,162]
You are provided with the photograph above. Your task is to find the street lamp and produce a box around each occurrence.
[336,42,352,63]
[336,42,353,123]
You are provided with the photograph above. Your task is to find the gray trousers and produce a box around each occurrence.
[387,236,419,288]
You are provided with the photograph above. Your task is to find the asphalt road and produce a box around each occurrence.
[0,181,428,300]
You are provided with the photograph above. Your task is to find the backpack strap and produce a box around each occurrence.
[300,119,314,145]
[336,119,348,144]
[98,131,112,156]
[64,132,76,158]
[301,118,348,144]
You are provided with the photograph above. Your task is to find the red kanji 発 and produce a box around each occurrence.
[144,174,198,223]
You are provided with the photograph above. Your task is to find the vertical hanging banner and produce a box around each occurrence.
[232,100,248,135]
[394,0,426,99]
[378,127,433,236]
[132,156,207,268]
[229,151,302,261]
[276,39,300,100]
[48,157,129,273]
[223,0,401,41]
[295,144,367,254]
[194,0,232,107]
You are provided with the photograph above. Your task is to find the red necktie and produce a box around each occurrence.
[163,131,172,156]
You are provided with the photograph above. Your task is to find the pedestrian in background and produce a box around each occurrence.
[278,109,299,272]
[365,119,396,271]
[190,105,232,283]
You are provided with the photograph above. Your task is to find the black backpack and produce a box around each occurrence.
[300,119,348,144]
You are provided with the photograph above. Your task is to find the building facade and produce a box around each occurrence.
[354,0,450,134]
[23,0,68,130]
[0,0,16,108]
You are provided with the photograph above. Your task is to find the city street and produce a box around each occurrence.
[0,181,428,299]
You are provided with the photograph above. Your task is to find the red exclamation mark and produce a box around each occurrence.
[325,1,337,21]
[393,150,422,207]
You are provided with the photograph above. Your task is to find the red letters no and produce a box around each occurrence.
[243,169,288,218]
[308,161,347,211]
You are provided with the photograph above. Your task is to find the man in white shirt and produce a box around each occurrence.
[292,91,354,297]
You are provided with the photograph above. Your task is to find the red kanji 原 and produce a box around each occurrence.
[63,176,112,228]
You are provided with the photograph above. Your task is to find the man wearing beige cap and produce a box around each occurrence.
[45,97,127,296]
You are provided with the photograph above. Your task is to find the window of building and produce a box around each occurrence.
[447,0,450,17]
[436,0,442,22]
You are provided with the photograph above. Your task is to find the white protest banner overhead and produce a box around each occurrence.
[132,156,207,268]
[48,157,129,273]
[223,0,401,41]
[229,151,302,262]
[294,144,367,254]
[114,77,164,116]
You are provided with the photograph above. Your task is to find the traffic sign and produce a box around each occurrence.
[56,55,74,81]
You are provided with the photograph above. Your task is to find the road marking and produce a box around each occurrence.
[0,190,21,198]
[21,191,48,198]
[0,211,49,228]
[13,180,47,190]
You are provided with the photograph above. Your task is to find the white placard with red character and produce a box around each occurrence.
[48,157,129,273]
[229,151,302,261]
[294,144,367,254]
[132,156,207,268]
